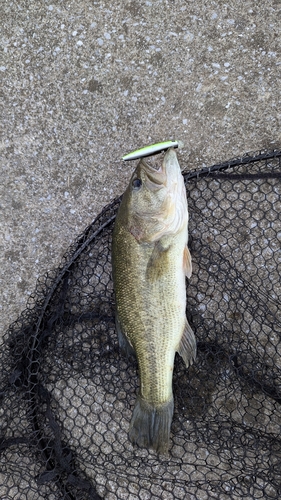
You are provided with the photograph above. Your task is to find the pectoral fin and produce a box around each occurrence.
[115,312,135,357]
[183,246,192,278]
[177,319,196,367]
[146,240,170,281]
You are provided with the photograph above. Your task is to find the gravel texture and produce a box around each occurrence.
[1,0,281,333]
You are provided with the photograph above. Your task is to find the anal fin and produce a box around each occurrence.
[177,319,196,367]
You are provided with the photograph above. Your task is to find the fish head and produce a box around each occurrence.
[122,148,188,243]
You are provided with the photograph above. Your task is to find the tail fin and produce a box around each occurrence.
[129,395,174,454]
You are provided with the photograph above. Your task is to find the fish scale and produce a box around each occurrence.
[112,148,196,453]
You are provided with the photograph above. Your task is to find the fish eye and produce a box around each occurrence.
[132,178,142,190]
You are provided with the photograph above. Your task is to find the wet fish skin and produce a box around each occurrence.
[112,148,196,454]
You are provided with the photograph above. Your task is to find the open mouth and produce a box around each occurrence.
[142,155,161,170]
[141,158,167,187]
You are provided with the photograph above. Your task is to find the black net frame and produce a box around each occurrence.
[0,149,281,499]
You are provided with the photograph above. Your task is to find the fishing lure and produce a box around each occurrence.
[122,140,184,161]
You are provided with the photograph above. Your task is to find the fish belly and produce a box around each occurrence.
[113,223,188,453]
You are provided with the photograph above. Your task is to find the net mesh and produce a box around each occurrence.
[1,149,281,500]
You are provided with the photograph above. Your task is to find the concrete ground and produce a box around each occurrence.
[1,0,280,335]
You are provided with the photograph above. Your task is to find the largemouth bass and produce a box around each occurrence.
[112,148,196,454]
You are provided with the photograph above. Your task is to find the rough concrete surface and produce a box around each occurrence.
[1,0,281,335]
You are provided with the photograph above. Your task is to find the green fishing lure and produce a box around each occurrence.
[122,140,183,161]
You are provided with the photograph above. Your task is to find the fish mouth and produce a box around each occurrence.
[138,147,179,190]
[140,155,167,188]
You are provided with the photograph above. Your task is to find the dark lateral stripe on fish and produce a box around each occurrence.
[122,140,183,161]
